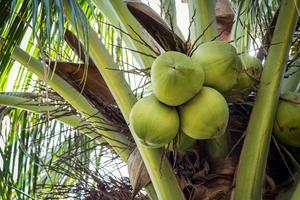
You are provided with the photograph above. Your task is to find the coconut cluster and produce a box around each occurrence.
[130,41,259,151]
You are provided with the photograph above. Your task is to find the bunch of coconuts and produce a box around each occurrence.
[130,41,263,151]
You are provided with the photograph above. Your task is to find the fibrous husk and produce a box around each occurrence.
[49,61,115,105]
[63,29,115,105]
[127,148,151,198]
[174,155,236,200]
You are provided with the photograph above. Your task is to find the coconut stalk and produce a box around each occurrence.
[188,0,229,158]
[188,0,218,46]
[6,43,132,161]
[3,101,158,200]
[92,0,156,69]
[291,178,300,200]
[233,1,300,199]
[64,1,185,199]
[230,0,250,53]
[6,43,161,200]
[0,93,104,142]
[161,0,184,39]
[276,178,299,200]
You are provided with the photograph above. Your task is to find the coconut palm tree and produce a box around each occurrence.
[0,0,300,199]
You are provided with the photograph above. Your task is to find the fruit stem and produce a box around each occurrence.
[204,132,229,158]
[291,177,300,200]
[230,0,251,53]
[161,0,185,39]
[188,0,218,47]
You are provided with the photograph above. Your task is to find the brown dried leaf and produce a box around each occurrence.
[125,1,187,52]
[49,61,116,105]
[63,29,116,105]
[215,0,234,41]
[183,179,232,200]
[182,158,236,200]
[127,148,151,198]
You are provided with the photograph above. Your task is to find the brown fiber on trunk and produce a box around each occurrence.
[64,29,116,105]
[49,61,131,139]
[49,61,115,105]
[47,30,132,141]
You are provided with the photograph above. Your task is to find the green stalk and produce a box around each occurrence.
[291,179,300,200]
[161,0,184,39]
[0,93,105,143]
[230,0,250,53]
[233,1,300,199]
[282,172,300,200]
[0,95,158,200]
[8,44,132,161]
[64,2,185,199]
[188,0,217,46]
[93,0,156,68]
[188,0,228,158]
[3,93,158,200]
[205,131,229,158]
[2,30,159,200]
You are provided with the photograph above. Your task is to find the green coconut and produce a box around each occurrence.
[226,54,263,101]
[167,131,196,152]
[151,51,205,106]
[192,41,242,93]
[178,87,229,139]
[236,54,263,91]
[274,92,300,147]
[130,95,179,148]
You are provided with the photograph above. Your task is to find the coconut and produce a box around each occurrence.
[225,54,263,101]
[192,41,242,93]
[130,95,179,148]
[167,131,196,152]
[151,51,205,106]
[236,54,263,91]
[274,92,300,147]
[178,87,229,139]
